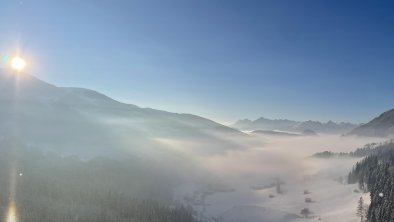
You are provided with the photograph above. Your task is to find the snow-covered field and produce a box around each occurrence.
[174,135,379,222]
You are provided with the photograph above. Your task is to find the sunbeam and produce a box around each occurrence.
[6,201,17,222]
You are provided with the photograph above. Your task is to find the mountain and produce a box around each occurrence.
[232,117,358,134]
[348,109,394,137]
[0,71,248,158]
[233,117,297,131]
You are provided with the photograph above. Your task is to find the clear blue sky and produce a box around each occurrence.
[1,0,394,124]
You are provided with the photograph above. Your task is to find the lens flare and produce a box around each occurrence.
[10,57,26,71]
[6,201,17,222]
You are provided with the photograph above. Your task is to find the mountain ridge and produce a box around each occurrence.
[231,117,359,134]
[348,109,394,137]
[0,71,248,158]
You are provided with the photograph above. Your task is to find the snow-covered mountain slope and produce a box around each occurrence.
[0,71,248,158]
[348,109,394,137]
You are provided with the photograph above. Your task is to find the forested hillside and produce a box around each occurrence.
[313,143,380,158]
[347,140,394,221]
[0,138,198,222]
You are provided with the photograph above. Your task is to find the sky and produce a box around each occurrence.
[0,0,394,124]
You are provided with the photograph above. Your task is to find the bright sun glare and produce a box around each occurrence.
[6,202,17,222]
[10,57,26,71]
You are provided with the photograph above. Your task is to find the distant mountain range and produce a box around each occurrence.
[348,109,394,137]
[231,117,359,134]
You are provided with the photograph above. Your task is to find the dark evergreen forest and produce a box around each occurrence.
[0,138,198,222]
[348,141,394,222]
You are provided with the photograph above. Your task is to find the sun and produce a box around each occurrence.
[10,57,26,71]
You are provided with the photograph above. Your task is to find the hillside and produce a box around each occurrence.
[348,109,394,137]
[0,71,248,158]
[347,141,394,222]
[0,139,197,221]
